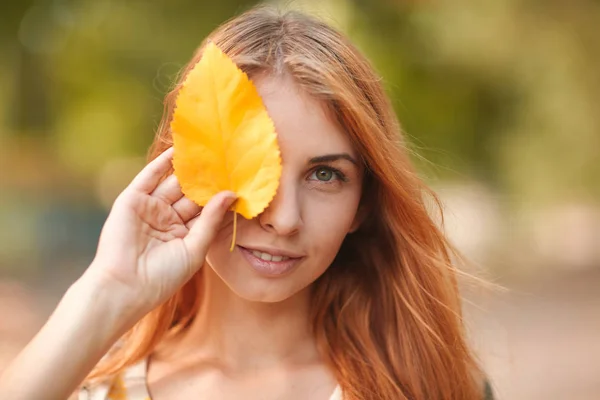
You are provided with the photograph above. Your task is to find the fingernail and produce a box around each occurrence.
[222,192,238,208]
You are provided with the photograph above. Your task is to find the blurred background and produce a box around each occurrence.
[0,0,599,398]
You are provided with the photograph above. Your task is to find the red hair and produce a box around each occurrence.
[88,6,487,399]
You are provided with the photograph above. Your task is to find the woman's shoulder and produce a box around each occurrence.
[78,357,344,400]
[78,358,151,400]
[77,356,486,400]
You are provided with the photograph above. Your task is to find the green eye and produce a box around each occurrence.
[311,167,336,181]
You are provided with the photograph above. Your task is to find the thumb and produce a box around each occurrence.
[183,191,237,269]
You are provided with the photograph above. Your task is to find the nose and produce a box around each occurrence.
[258,172,303,236]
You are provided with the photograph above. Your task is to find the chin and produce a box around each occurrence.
[216,266,313,303]
[231,283,304,303]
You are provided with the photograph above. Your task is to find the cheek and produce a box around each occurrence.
[204,213,241,272]
[302,192,361,262]
[205,241,231,278]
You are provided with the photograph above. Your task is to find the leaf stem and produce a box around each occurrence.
[229,210,237,252]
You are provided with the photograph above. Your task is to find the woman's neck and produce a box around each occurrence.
[154,265,320,373]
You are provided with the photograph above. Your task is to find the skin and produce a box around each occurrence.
[0,74,364,400]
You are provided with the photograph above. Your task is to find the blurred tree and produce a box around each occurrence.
[0,0,598,202]
[344,0,600,202]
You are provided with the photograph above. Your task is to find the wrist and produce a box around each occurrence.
[69,269,144,338]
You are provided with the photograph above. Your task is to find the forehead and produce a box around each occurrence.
[253,74,356,160]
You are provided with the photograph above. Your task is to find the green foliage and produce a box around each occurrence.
[1,0,599,204]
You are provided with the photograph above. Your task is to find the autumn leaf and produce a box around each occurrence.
[170,42,281,249]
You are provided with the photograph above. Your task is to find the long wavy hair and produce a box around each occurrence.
[87,5,487,399]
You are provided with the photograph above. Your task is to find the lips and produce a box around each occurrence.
[238,245,304,259]
[237,245,304,276]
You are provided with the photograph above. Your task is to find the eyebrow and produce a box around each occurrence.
[308,153,359,166]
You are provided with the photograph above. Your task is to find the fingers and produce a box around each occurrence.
[151,174,185,205]
[128,147,174,194]
[173,196,201,222]
[185,213,200,231]
[183,191,237,269]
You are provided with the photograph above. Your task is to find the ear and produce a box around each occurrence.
[349,203,369,233]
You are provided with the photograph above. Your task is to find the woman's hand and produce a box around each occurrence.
[86,146,236,314]
[0,146,236,400]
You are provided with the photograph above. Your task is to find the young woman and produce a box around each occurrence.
[0,6,494,400]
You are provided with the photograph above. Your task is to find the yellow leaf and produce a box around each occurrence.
[170,42,281,247]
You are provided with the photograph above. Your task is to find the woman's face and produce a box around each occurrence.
[205,73,363,303]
